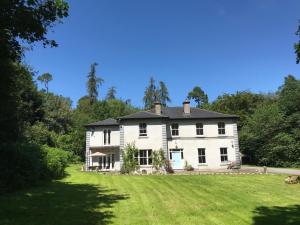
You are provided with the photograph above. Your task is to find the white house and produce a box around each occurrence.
[85,100,240,172]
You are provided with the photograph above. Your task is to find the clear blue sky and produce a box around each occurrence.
[25,0,300,108]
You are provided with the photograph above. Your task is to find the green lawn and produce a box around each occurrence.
[1,165,300,225]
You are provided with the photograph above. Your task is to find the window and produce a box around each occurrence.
[108,130,111,144]
[171,123,179,136]
[220,148,228,162]
[104,130,107,144]
[135,150,152,165]
[198,148,206,164]
[139,123,147,136]
[196,123,204,135]
[218,122,225,135]
[103,129,111,145]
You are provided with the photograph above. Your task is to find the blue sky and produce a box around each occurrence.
[25,0,300,107]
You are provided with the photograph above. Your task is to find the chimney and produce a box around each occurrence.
[183,99,190,114]
[154,101,162,115]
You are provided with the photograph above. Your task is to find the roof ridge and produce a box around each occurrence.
[195,107,237,116]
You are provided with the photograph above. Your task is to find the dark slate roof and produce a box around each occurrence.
[85,118,119,127]
[150,107,238,119]
[118,111,168,120]
[119,107,238,120]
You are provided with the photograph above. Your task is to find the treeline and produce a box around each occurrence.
[205,75,300,167]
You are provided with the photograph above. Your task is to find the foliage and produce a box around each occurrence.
[164,160,174,174]
[158,81,171,106]
[37,73,53,93]
[121,143,139,174]
[0,0,69,61]
[0,63,44,143]
[152,149,165,171]
[187,86,208,108]
[87,62,104,104]
[106,86,117,100]
[184,161,194,171]
[0,143,46,193]
[0,142,75,194]
[42,145,74,178]
[41,92,73,134]
[143,77,171,109]
[295,21,300,64]
[143,77,158,109]
[208,91,269,128]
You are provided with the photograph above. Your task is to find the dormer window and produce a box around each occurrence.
[104,129,111,145]
[171,123,179,136]
[218,122,225,135]
[196,123,203,135]
[139,123,147,136]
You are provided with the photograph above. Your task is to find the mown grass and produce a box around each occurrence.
[1,164,300,225]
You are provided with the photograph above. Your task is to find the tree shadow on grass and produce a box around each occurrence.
[252,205,300,225]
[0,181,128,225]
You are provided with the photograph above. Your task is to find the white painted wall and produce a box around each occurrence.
[166,119,237,169]
[166,119,235,138]
[168,138,236,169]
[89,126,120,147]
[122,119,164,150]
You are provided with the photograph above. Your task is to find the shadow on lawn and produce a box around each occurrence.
[252,205,300,225]
[0,181,128,225]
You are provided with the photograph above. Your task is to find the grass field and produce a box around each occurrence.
[1,165,300,225]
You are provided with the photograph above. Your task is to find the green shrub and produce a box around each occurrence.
[152,149,165,171]
[121,143,139,174]
[42,146,73,178]
[0,143,46,194]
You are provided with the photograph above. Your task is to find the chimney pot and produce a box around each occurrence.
[183,99,190,114]
[154,101,162,115]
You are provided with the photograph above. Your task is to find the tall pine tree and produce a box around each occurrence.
[143,77,158,109]
[158,81,171,106]
[87,63,104,104]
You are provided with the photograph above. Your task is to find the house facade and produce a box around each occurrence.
[85,100,240,172]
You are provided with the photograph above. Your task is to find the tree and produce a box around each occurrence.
[0,0,68,143]
[295,21,300,64]
[106,86,117,100]
[187,86,208,108]
[0,0,69,62]
[37,73,53,93]
[158,81,171,106]
[208,91,268,128]
[87,63,104,104]
[143,77,158,109]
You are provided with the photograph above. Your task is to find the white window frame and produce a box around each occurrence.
[198,148,206,164]
[135,149,152,165]
[103,129,111,145]
[196,123,204,135]
[171,123,179,136]
[139,123,147,137]
[220,147,228,162]
[218,122,226,135]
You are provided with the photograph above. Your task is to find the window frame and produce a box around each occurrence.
[196,123,204,135]
[135,149,152,165]
[139,123,147,137]
[198,148,206,164]
[103,129,111,145]
[220,147,228,162]
[171,123,179,136]
[218,122,226,135]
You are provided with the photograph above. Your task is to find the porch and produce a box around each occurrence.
[89,146,120,171]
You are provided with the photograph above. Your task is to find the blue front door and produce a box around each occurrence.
[172,151,182,169]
